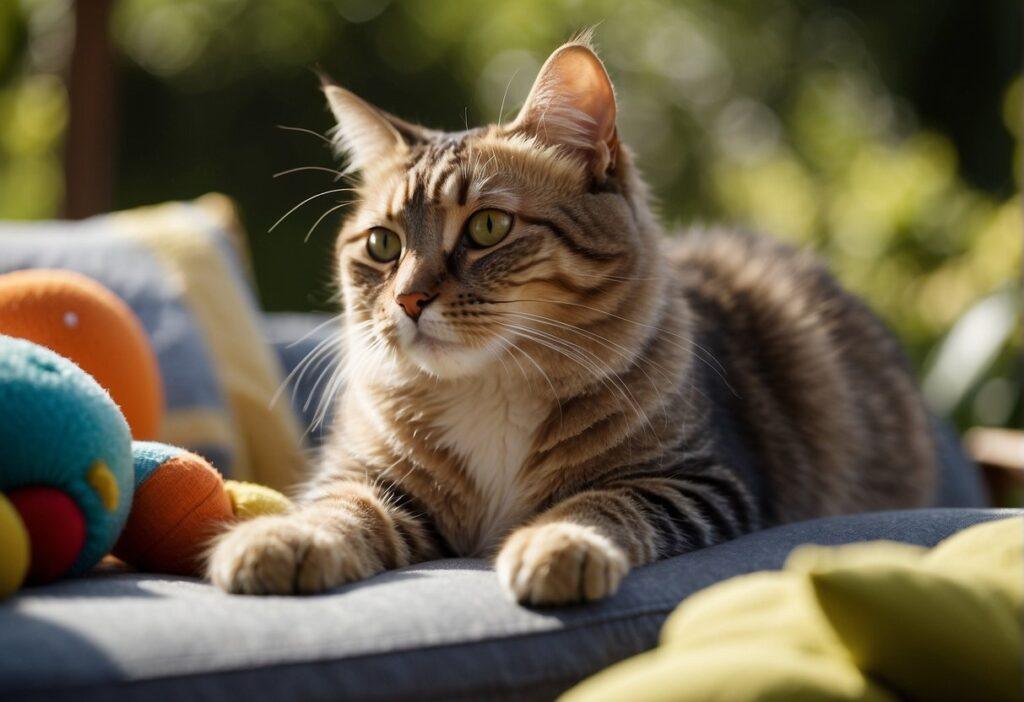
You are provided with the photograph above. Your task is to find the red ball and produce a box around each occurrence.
[8,487,86,584]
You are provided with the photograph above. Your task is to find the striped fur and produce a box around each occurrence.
[208,39,937,603]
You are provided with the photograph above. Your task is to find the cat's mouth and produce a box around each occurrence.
[393,319,499,378]
[410,329,460,350]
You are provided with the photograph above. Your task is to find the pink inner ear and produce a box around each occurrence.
[514,44,619,156]
[550,49,617,145]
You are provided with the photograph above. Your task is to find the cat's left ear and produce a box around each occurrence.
[322,81,435,173]
[510,40,619,180]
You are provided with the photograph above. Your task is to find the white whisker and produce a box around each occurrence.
[497,321,657,444]
[490,296,738,398]
[274,165,345,179]
[305,201,352,242]
[276,124,333,145]
[496,310,673,428]
[269,187,357,233]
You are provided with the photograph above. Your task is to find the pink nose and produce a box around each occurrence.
[395,291,436,321]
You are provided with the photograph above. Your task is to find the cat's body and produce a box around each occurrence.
[208,38,936,604]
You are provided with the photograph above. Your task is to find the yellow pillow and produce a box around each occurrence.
[807,518,1023,702]
[561,573,895,702]
[560,518,1023,702]
[927,515,1023,592]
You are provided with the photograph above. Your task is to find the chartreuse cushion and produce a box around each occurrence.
[561,570,895,702]
[803,517,1023,702]
[561,518,1023,702]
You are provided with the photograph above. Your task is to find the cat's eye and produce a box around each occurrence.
[366,227,402,263]
[465,209,513,248]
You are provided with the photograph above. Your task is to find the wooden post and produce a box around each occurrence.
[63,0,115,219]
[964,427,1024,506]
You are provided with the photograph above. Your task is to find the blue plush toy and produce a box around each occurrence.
[0,335,135,589]
[0,334,290,596]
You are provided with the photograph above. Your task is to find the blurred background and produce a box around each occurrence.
[0,0,1020,437]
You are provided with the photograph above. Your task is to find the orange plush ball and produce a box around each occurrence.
[113,449,233,576]
[0,269,164,439]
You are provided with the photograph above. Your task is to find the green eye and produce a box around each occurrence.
[366,227,401,262]
[466,209,513,248]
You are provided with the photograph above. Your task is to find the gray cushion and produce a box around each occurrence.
[0,508,1015,702]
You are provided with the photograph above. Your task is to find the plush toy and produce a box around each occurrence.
[113,443,293,576]
[224,479,293,519]
[0,336,293,595]
[0,493,30,599]
[0,270,293,597]
[0,335,135,590]
[0,268,164,439]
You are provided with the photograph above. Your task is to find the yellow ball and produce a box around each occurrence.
[224,480,292,520]
[0,493,29,598]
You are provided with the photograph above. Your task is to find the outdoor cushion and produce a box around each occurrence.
[560,517,1022,702]
[0,508,1014,702]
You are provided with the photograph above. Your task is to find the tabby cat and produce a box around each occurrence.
[208,38,937,604]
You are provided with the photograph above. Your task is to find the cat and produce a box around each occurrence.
[207,36,937,605]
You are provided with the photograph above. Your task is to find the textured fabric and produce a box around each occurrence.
[128,441,184,490]
[0,336,133,576]
[564,572,895,702]
[562,517,1022,702]
[0,196,305,487]
[808,517,1023,702]
[223,480,293,518]
[110,197,304,489]
[113,448,234,576]
[0,509,1015,702]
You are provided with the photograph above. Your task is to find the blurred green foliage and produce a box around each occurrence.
[0,0,1019,431]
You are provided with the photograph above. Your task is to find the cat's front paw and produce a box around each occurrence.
[496,522,629,606]
[207,514,375,595]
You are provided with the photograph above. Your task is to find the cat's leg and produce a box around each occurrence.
[207,480,442,595]
[496,470,756,605]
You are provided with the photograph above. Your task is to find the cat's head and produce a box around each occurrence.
[327,38,664,383]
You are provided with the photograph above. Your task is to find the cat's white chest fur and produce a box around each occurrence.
[431,374,548,554]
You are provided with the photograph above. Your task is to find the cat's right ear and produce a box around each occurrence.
[322,81,428,172]
[509,38,619,180]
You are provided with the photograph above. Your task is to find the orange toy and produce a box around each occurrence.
[0,269,164,439]
[112,442,292,577]
[113,443,234,576]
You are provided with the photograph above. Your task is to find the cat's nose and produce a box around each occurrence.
[395,291,437,321]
